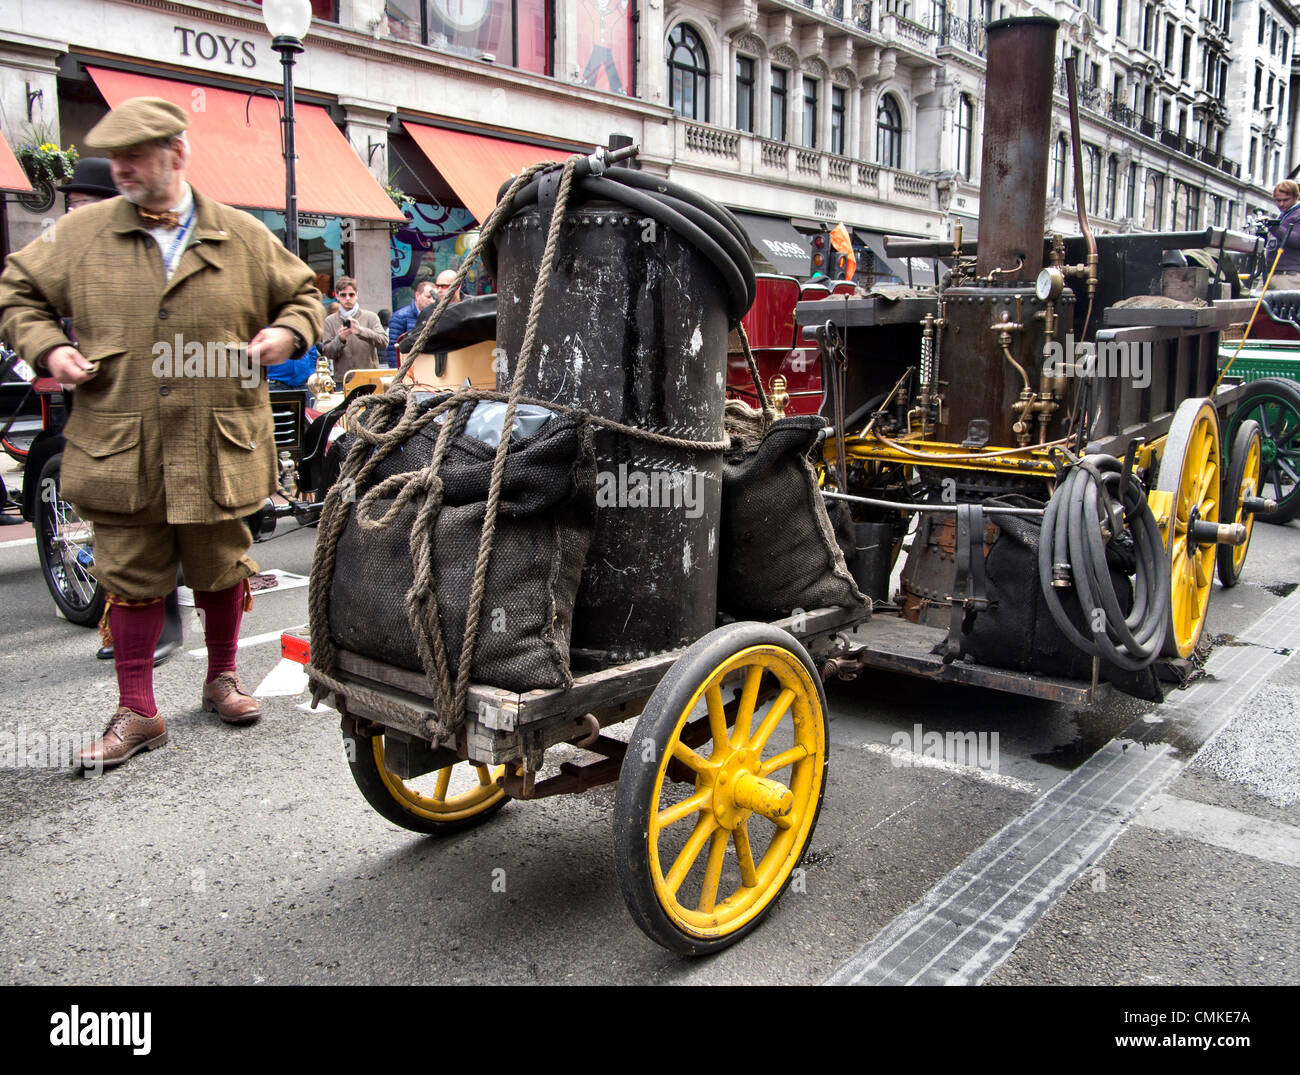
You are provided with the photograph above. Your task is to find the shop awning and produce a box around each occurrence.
[732,211,811,277]
[86,67,404,221]
[0,133,33,194]
[402,123,569,223]
[856,230,937,287]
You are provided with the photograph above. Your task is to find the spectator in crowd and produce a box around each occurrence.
[386,280,435,367]
[1265,180,1300,290]
[320,276,386,385]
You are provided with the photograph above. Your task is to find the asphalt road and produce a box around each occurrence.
[1,486,1298,988]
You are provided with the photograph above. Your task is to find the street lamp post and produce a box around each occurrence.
[262,0,313,256]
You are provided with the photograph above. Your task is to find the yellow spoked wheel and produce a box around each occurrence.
[1156,398,1221,658]
[344,729,509,835]
[1217,420,1262,589]
[613,622,827,955]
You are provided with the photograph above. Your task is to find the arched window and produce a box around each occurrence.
[955,94,974,179]
[667,24,709,121]
[1082,144,1100,214]
[1144,172,1164,229]
[1049,134,1067,200]
[877,94,903,168]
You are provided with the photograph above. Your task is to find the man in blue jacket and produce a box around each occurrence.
[386,280,435,366]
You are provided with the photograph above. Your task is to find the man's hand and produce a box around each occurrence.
[45,345,96,385]
[338,324,355,340]
[248,326,298,367]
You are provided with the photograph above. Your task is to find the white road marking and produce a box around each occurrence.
[0,536,37,548]
[1134,792,1300,870]
[855,740,1039,794]
[188,630,287,659]
[254,658,310,698]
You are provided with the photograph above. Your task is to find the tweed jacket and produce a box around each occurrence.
[321,307,387,385]
[0,189,322,525]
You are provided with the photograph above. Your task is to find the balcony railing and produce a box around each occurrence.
[1052,67,1241,177]
[933,14,986,56]
[678,121,939,208]
[801,0,874,34]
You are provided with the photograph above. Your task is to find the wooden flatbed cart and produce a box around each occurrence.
[284,603,867,955]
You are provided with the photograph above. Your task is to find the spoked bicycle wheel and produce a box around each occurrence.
[34,453,105,627]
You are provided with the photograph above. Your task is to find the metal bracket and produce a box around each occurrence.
[943,503,990,664]
[25,83,43,123]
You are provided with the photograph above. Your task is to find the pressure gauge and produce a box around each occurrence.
[1036,266,1065,302]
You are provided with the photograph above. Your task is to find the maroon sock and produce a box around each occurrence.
[194,582,245,683]
[112,600,165,718]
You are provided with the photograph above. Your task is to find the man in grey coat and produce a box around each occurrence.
[321,276,387,385]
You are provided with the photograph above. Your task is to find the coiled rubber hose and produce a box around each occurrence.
[486,157,757,325]
[1038,455,1169,671]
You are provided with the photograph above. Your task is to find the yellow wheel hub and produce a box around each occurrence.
[646,645,824,937]
[372,737,508,824]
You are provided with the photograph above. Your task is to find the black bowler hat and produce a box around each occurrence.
[58,157,119,198]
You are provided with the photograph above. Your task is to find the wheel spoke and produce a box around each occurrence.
[760,743,809,776]
[697,828,729,914]
[731,664,763,747]
[665,814,717,896]
[474,763,492,786]
[656,787,711,830]
[751,688,796,753]
[433,765,452,802]
[733,821,759,887]
[705,683,728,753]
[671,739,710,774]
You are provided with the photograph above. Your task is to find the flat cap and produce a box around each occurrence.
[85,97,189,151]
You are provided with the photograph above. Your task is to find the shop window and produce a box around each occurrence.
[578,0,635,95]
[417,1,554,75]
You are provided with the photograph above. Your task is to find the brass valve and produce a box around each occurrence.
[769,374,790,418]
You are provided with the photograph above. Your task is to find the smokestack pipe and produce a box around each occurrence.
[975,16,1060,280]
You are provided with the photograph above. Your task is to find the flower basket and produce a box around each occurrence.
[16,139,78,186]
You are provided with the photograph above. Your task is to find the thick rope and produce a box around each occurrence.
[736,321,777,427]
[450,156,580,727]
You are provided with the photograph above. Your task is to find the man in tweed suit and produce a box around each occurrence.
[0,97,323,770]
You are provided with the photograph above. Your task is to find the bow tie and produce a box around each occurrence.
[138,207,181,229]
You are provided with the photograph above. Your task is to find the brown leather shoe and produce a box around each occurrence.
[201,672,261,725]
[76,708,168,771]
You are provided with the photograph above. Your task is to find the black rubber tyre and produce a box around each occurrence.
[34,453,105,627]
[1228,377,1300,525]
[343,728,509,835]
[613,622,828,956]
[1217,420,1262,588]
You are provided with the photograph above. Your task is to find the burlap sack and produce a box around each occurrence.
[718,411,867,620]
[328,400,595,692]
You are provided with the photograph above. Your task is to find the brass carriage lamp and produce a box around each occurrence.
[262,0,313,258]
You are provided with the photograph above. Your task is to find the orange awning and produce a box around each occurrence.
[0,133,33,194]
[87,67,403,221]
[402,122,570,223]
